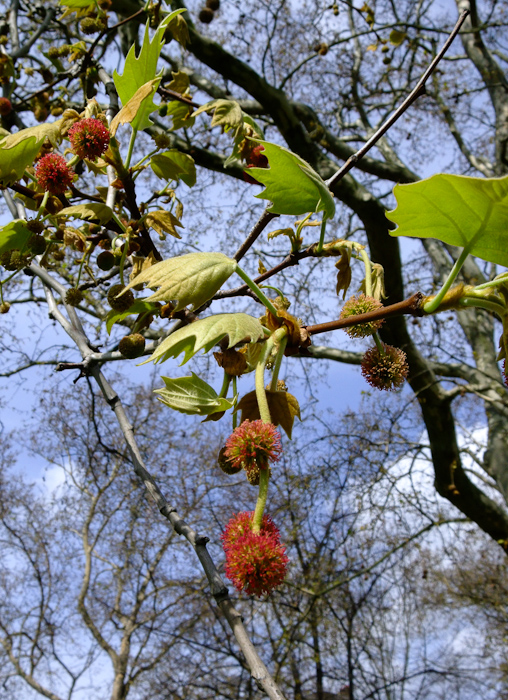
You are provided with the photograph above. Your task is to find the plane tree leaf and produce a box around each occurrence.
[193,99,243,130]
[154,373,236,415]
[144,210,183,240]
[110,80,159,137]
[386,174,508,267]
[113,11,185,132]
[147,313,266,365]
[235,390,301,438]
[248,139,336,218]
[150,150,196,186]
[123,252,237,311]
[58,203,112,225]
[0,220,32,254]
[0,120,66,186]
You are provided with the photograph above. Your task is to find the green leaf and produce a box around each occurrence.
[145,210,183,240]
[150,150,196,186]
[248,139,336,218]
[163,101,196,131]
[110,80,159,137]
[105,300,160,335]
[147,313,266,365]
[155,373,236,415]
[386,174,508,267]
[122,252,237,311]
[0,120,64,186]
[59,203,112,225]
[113,11,185,132]
[0,220,32,254]
[193,99,243,130]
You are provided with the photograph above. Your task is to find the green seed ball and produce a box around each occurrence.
[65,288,84,307]
[118,333,146,359]
[28,235,47,255]
[107,284,134,312]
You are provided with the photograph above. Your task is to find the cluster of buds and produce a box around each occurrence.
[221,419,282,485]
[221,511,289,596]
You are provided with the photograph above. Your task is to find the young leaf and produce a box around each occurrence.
[110,80,159,137]
[389,29,406,46]
[150,150,196,186]
[0,220,32,254]
[163,101,196,131]
[113,11,185,132]
[146,313,266,365]
[155,373,236,415]
[0,120,65,186]
[59,203,113,225]
[387,174,508,267]
[248,139,335,218]
[105,300,160,335]
[145,210,183,240]
[235,390,301,438]
[193,99,243,130]
[122,252,237,311]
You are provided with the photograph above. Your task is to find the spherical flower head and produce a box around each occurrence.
[35,153,74,195]
[0,97,12,116]
[222,511,289,596]
[361,343,409,391]
[224,419,282,482]
[68,118,110,160]
[340,294,384,338]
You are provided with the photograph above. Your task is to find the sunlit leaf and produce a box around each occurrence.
[150,150,196,186]
[163,101,196,131]
[113,11,185,132]
[235,390,301,438]
[387,174,508,267]
[193,99,243,130]
[389,29,406,46]
[123,252,237,311]
[248,139,335,218]
[59,203,112,225]
[145,210,183,240]
[155,373,236,415]
[110,80,159,137]
[146,313,266,365]
[0,220,32,254]
[0,120,65,186]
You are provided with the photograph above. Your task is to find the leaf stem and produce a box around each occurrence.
[124,127,138,170]
[458,296,506,317]
[252,467,269,535]
[255,339,273,425]
[359,248,372,296]
[270,333,288,390]
[235,265,280,317]
[315,216,328,254]
[423,245,471,314]
[218,371,231,398]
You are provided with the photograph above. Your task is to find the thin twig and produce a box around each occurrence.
[326,9,470,188]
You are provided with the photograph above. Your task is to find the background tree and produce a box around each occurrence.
[0,0,508,698]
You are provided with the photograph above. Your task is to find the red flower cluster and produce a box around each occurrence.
[244,144,269,185]
[35,153,74,195]
[361,343,409,391]
[224,419,282,484]
[68,118,110,160]
[222,511,289,596]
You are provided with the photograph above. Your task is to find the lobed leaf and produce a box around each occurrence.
[110,80,159,137]
[248,139,335,218]
[145,210,183,240]
[387,174,508,267]
[0,120,65,186]
[123,252,237,311]
[146,313,266,365]
[150,150,196,186]
[59,203,112,225]
[193,99,243,130]
[155,373,236,415]
[0,220,32,254]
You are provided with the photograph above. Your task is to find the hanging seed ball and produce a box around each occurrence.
[26,220,45,234]
[96,250,116,271]
[65,288,84,307]
[68,118,110,161]
[0,302,10,314]
[28,235,47,255]
[107,283,134,311]
[361,343,409,391]
[218,446,243,475]
[206,0,220,9]
[118,333,146,359]
[199,7,214,23]
[0,251,14,269]
[35,153,74,195]
[340,294,384,338]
